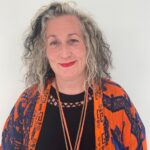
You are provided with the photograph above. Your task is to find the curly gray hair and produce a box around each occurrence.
[23,1,112,90]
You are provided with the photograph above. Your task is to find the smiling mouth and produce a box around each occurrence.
[59,61,76,67]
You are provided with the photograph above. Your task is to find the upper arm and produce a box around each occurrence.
[103,79,147,149]
[1,89,31,150]
[2,100,24,149]
[121,93,147,149]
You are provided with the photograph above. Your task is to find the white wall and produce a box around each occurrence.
[0,0,150,147]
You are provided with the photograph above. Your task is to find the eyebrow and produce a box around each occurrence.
[68,33,80,37]
[46,35,56,39]
[46,33,80,39]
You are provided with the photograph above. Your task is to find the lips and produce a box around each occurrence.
[59,61,76,67]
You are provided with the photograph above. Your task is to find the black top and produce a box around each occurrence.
[36,86,95,150]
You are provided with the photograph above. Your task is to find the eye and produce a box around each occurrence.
[49,40,59,47]
[68,39,79,45]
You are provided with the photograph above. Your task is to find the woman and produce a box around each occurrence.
[2,2,147,150]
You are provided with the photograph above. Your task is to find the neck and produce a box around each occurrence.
[52,76,86,95]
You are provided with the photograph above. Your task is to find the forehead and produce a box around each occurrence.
[45,15,83,36]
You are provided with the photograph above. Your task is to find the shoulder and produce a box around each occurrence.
[12,84,39,117]
[17,84,39,104]
[101,78,128,98]
[101,78,132,111]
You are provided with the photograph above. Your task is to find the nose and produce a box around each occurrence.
[59,43,72,58]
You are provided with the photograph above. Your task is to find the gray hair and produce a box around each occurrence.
[23,1,112,90]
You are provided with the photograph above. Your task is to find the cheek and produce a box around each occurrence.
[73,42,86,54]
[46,48,52,57]
[75,47,86,60]
[46,49,57,61]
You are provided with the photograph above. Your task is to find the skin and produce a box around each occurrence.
[45,15,87,94]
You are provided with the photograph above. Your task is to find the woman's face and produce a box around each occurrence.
[45,15,87,81]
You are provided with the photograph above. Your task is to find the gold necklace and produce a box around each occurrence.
[55,80,88,150]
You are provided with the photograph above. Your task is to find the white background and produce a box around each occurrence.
[0,0,150,148]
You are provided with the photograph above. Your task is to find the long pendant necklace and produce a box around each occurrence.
[55,81,88,150]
